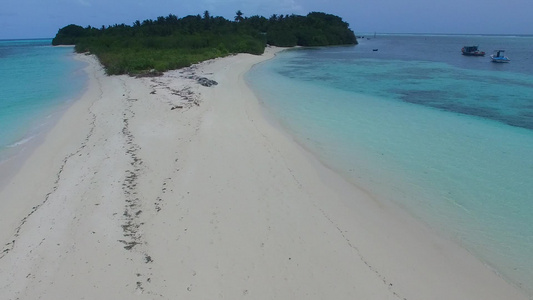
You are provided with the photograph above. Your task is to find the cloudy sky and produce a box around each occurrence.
[1,0,532,39]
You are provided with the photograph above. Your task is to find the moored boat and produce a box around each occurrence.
[490,50,510,63]
[461,45,485,56]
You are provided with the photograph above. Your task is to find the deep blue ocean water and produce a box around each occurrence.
[0,39,86,163]
[246,35,533,295]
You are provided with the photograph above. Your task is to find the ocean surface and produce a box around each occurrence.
[0,39,86,165]
[246,34,533,295]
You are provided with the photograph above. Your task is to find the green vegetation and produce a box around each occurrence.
[53,11,357,75]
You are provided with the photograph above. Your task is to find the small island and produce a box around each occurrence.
[53,11,357,75]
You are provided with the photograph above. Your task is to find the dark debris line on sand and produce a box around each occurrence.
[118,81,156,295]
[0,77,99,261]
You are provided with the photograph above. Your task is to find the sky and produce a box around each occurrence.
[1,0,532,39]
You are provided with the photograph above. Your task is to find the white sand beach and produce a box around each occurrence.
[0,47,528,299]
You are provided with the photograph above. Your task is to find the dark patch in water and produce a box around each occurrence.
[0,50,8,58]
[442,104,499,119]
[391,89,533,130]
[506,117,533,129]
[312,75,335,81]
[276,48,533,131]
[482,94,501,103]
[393,89,456,104]
[519,111,533,118]
[395,67,438,80]
[521,103,533,110]
[515,112,533,129]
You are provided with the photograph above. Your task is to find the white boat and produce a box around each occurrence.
[490,50,510,63]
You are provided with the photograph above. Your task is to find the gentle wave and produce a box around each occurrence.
[5,135,37,148]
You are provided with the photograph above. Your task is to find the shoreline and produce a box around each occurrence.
[0,48,88,191]
[0,48,528,299]
[0,87,86,191]
[0,53,101,250]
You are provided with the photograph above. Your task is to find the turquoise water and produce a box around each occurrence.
[0,39,86,162]
[247,35,533,295]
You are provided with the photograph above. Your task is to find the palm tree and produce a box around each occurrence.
[235,10,244,22]
[203,10,211,29]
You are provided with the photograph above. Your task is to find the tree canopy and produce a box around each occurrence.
[52,11,357,75]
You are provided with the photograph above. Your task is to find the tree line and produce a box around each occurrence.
[52,11,357,75]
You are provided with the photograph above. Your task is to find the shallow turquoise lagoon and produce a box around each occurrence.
[247,35,533,295]
[0,39,86,161]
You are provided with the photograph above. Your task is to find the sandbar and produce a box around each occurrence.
[0,47,528,299]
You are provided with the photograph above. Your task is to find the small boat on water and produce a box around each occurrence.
[461,45,485,56]
[490,50,510,63]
